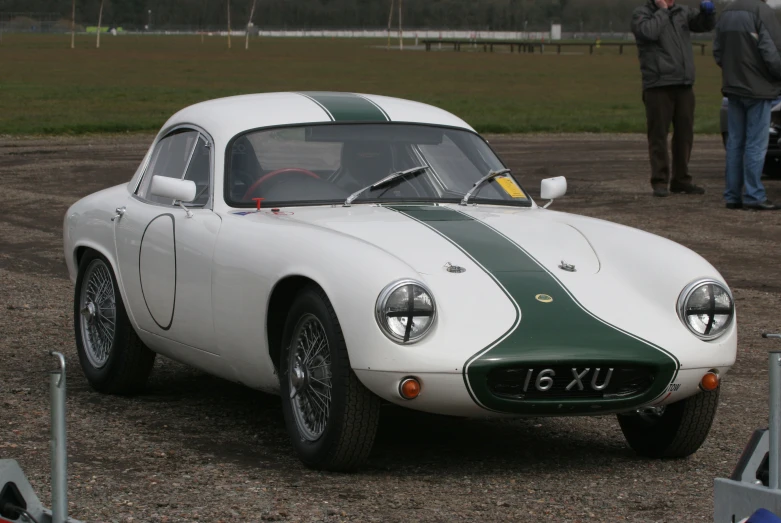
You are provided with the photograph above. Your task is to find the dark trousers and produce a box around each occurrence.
[643,85,695,189]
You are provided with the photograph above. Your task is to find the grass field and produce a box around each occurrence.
[0,34,724,135]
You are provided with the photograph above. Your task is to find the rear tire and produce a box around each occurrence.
[74,251,156,394]
[617,388,719,458]
[279,285,380,471]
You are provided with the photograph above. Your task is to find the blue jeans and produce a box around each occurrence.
[725,96,771,204]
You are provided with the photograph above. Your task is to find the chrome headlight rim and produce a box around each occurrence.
[375,279,437,344]
[676,278,734,341]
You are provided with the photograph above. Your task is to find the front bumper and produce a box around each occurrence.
[354,366,731,418]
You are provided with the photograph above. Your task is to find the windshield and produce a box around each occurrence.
[225,123,530,207]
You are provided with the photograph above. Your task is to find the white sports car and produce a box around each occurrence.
[63,92,737,471]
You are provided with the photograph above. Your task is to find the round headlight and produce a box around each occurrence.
[677,279,734,341]
[375,280,436,343]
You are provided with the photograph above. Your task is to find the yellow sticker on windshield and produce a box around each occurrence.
[496,176,525,198]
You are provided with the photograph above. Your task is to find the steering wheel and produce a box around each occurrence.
[242,168,320,200]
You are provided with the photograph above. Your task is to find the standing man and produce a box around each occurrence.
[714,0,781,210]
[632,0,715,197]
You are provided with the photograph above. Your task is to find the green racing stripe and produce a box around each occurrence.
[297,92,390,122]
[387,205,679,415]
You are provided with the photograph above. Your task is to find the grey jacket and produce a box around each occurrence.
[713,0,781,100]
[631,0,715,90]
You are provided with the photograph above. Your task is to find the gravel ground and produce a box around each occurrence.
[1,133,781,522]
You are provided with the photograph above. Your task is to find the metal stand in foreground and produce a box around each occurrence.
[0,352,82,523]
[714,338,781,522]
[50,352,67,523]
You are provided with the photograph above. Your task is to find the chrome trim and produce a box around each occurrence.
[111,206,126,222]
[559,260,576,272]
[676,278,734,341]
[131,145,157,195]
[375,279,437,344]
[410,144,447,196]
[179,132,200,181]
[444,262,466,273]
[176,200,193,218]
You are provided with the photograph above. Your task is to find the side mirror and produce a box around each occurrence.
[150,175,196,203]
[540,176,567,208]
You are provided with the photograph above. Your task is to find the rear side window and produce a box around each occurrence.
[136,129,207,205]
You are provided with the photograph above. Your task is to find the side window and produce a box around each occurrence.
[136,130,199,205]
[183,135,211,206]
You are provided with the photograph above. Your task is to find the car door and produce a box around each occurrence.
[113,127,222,354]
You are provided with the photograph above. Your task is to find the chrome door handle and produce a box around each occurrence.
[111,206,126,221]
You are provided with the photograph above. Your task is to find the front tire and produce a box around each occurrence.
[617,388,719,458]
[74,251,156,394]
[279,285,380,471]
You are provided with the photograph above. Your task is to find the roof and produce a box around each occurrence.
[160,92,474,143]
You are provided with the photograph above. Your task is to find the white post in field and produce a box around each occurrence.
[398,0,403,51]
[386,0,394,50]
[96,0,104,48]
[245,0,256,50]
[70,0,76,48]
[227,0,232,49]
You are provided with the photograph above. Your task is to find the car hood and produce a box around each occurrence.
[273,204,601,276]
[243,203,722,294]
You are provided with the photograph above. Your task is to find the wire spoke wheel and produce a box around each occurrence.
[79,259,116,369]
[279,286,381,470]
[289,314,332,441]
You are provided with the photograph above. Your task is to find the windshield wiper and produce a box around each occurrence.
[343,165,429,207]
[460,168,512,206]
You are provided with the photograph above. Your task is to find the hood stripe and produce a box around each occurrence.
[296,92,390,122]
[386,205,679,414]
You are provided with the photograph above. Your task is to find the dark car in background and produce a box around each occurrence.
[720,97,781,178]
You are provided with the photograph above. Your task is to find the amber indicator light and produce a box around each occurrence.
[700,372,719,392]
[399,378,421,400]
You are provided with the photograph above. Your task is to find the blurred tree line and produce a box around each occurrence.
[0,0,722,31]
